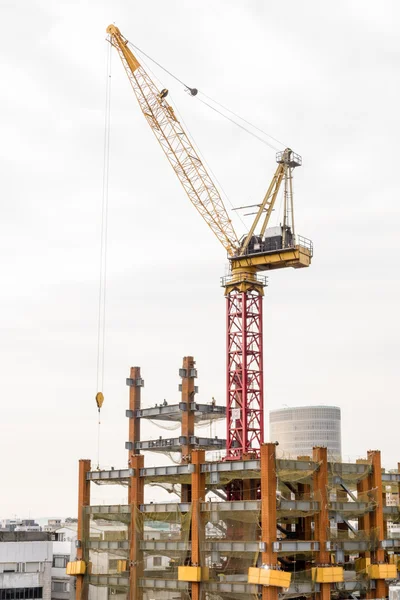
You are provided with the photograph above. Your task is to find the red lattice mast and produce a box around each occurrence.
[226,289,264,460]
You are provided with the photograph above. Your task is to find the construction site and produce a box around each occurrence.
[65,24,400,600]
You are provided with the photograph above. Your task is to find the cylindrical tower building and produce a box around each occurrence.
[269,405,342,460]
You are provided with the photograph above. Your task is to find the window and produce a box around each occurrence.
[0,589,43,600]
[108,559,119,571]
[153,556,162,567]
[53,556,68,569]
[52,582,67,593]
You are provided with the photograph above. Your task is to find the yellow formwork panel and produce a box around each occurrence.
[66,561,86,576]
[248,567,291,588]
[313,567,344,583]
[178,566,209,582]
[355,557,371,572]
[367,564,397,579]
[117,560,127,573]
[389,555,400,568]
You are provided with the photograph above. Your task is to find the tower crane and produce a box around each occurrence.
[107,25,313,462]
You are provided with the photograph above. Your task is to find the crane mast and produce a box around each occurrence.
[107,25,313,468]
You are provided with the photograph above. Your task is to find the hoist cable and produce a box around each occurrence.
[136,51,248,232]
[95,41,112,469]
[129,42,286,152]
[168,92,248,232]
[199,90,288,149]
[197,97,280,151]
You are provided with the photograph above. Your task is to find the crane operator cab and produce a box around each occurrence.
[231,225,312,272]
[243,226,295,256]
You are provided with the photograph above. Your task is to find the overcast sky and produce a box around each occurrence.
[1,0,399,518]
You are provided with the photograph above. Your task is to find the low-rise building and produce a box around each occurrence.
[0,534,52,600]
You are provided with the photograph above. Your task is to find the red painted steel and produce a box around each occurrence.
[226,289,264,460]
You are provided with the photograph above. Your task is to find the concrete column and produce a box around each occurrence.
[260,443,278,600]
[312,447,330,600]
[181,356,196,502]
[128,454,144,600]
[368,450,386,599]
[191,450,205,600]
[128,366,142,454]
[357,460,371,560]
[76,459,91,600]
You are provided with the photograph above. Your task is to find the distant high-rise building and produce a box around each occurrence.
[269,405,342,459]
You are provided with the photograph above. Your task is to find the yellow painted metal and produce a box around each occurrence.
[312,567,344,583]
[355,557,371,572]
[239,161,285,255]
[248,567,291,588]
[389,555,400,568]
[367,564,397,579]
[178,566,209,582]
[117,560,127,573]
[106,25,140,72]
[66,561,86,576]
[223,266,265,296]
[106,25,239,257]
[230,245,311,272]
[107,24,312,285]
[95,392,104,409]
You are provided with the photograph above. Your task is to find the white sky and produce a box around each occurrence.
[1,0,399,518]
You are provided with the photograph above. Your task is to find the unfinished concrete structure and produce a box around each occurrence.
[72,359,400,600]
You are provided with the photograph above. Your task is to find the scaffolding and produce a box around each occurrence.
[72,359,400,600]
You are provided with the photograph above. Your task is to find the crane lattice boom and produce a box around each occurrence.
[107,25,239,256]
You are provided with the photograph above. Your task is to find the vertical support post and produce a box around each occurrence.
[368,450,386,599]
[296,482,312,540]
[180,356,196,502]
[312,447,330,600]
[226,290,264,461]
[127,367,144,600]
[260,443,278,600]
[357,459,371,560]
[191,450,205,600]
[127,366,143,454]
[128,454,144,600]
[76,459,91,600]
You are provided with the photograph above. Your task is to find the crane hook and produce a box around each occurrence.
[96,392,104,411]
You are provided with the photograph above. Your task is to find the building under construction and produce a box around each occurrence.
[69,358,400,600]
[67,24,400,600]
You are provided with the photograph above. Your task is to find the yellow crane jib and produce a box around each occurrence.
[106,24,239,257]
[106,25,313,295]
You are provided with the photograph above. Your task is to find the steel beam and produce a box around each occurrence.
[86,469,134,482]
[140,503,190,514]
[141,464,194,478]
[87,504,130,516]
[87,540,129,550]
[382,472,400,482]
[139,578,189,590]
[201,500,260,512]
[273,540,320,553]
[129,436,226,452]
[201,459,260,473]
[126,403,225,422]
[140,540,190,552]
[88,575,129,588]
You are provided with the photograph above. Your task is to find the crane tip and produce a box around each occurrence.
[106,24,120,35]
